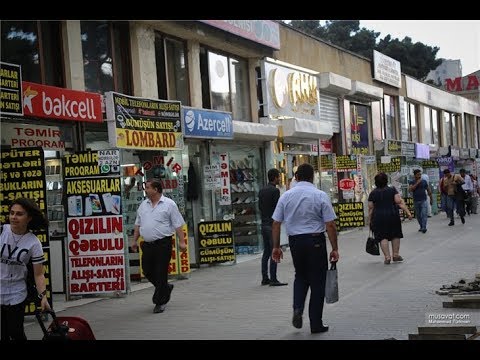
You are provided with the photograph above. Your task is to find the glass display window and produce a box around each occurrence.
[210,143,265,255]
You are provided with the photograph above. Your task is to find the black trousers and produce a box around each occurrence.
[141,237,173,305]
[1,302,27,341]
[288,233,328,331]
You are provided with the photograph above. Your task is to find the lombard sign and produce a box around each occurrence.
[182,107,233,139]
[22,81,102,122]
[261,60,320,121]
[199,20,280,50]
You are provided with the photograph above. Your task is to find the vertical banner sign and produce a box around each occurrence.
[105,91,183,150]
[64,150,126,295]
[0,147,51,315]
[351,104,369,155]
[0,62,23,116]
[198,221,235,264]
[218,153,232,205]
[332,202,365,231]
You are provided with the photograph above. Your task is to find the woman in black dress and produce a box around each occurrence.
[368,172,412,264]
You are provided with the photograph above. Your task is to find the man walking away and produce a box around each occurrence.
[409,169,432,233]
[258,168,287,286]
[271,163,339,334]
[460,169,473,215]
[442,169,465,226]
[132,178,187,314]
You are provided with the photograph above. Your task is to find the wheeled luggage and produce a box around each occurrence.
[35,309,96,340]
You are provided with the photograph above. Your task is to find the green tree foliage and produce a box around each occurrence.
[285,20,442,80]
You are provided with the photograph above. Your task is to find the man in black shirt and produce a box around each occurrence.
[258,168,287,286]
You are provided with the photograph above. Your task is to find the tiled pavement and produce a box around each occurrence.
[23,212,480,340]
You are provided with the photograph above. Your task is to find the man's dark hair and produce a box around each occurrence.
[296,163,314,182]
[459,168,466,173]
[267,168,280,182]
[413,169,421,175]
[146,178,163,193]
[443,169,450,175]
[374,172,388,188]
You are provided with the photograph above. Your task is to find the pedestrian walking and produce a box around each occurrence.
[271,163,339,334]
[442,169,466,226]
[258,168,287,286]
[470,175,479,214]
[460,169,473,215]
[368,172,412,265]
[421,172,432,217]
[409,169,432,233]
[1,198,51,341]
[132,178,187,314]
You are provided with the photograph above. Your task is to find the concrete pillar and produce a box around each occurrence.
[187,40,202,108]
[248,58,259,122]
[417,104,425,144]
[62,21,84,91]
[129,22,158,99]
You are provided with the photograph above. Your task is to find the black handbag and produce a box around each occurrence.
[366,231,380,256]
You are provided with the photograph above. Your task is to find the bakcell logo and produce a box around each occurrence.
[22,81,103,123]
[185,110,195,132]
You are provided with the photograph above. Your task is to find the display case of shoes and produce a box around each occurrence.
[229,156,262,255]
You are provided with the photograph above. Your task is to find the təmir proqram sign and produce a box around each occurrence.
[182,107,233,139]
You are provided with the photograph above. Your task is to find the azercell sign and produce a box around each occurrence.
[182,107,233,139]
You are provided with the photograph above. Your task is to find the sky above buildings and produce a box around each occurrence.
[360,20,480,76]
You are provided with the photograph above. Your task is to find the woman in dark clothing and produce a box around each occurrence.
[368,172,412,264]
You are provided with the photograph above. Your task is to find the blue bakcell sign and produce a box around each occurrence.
[182,107,233,139]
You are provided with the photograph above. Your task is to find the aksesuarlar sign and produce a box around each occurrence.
[262,60,320,121]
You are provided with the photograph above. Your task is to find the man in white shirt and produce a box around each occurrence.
[132,178,186,314]
[460,169,473,215]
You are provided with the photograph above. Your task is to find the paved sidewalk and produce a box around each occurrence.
[24,212,480,340]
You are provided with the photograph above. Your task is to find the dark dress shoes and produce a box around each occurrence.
[269,280,288,286]
[261,279,270,285]
[292,310,303,329]
[311,324,329,333]
[153,304,165,313]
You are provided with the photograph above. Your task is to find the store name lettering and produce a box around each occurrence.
[269,68,318,110]
[42,93,98,120]
[124,130,176,148]
[445,75,480,92]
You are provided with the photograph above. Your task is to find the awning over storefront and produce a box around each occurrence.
[261,117,333,143]
[318,72,352,95]
[348,80,383,102]
[232,120,278,141]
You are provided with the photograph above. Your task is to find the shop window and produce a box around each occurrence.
[423,106,431,144]
[444,112,452,146]
[431,109,439,146]
[383,95,396,139]
[403,101,418,143]
[200,47,250,121]
[81,21,131,95]
[1,21,64,86]
[451,114,458,146]
[210,144,264,255]
[155,34,189,105]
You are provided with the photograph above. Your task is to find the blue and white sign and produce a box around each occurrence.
[182,107,233,139]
